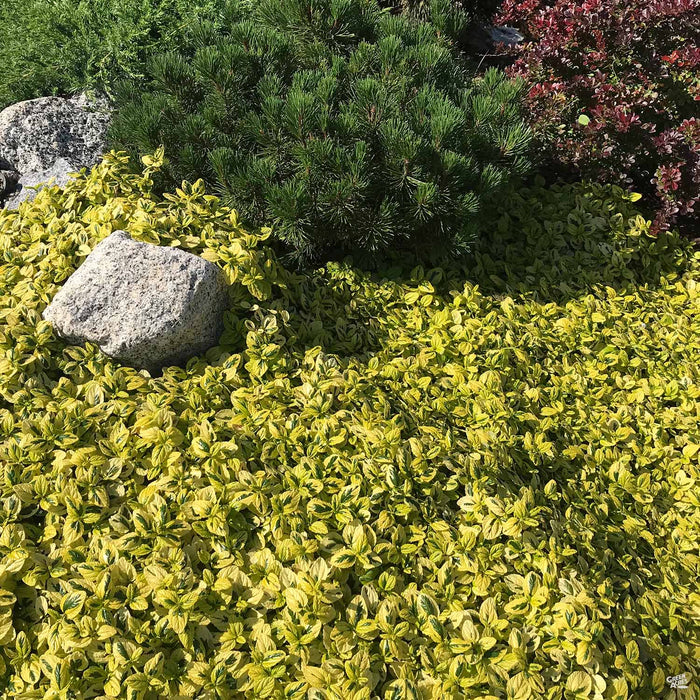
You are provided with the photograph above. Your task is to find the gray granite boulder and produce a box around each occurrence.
[3,158,75,209]
[0,168,20,199]
[0,93,109,173]
[43,231,229,373]
[0,93,110,208]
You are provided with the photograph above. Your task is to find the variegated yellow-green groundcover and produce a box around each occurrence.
[0,152,698,699]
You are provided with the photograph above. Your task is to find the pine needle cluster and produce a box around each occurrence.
[110,0,533,266]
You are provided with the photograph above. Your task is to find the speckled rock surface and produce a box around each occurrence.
[486,25,524,47]
[3,157,75,209]
[43,231,229,373]
[0,93,110,173]
[465,24,525,54]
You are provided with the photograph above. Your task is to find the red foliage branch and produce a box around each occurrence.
[495,0,700,233]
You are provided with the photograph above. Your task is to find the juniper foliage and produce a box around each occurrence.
[110,0,533,266]
[0,0,222,110]
[379,0,502,25]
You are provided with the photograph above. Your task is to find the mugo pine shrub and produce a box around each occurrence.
[0,152,699,697]
[110,0,533,267]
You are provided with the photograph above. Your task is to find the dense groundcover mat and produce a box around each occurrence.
[0,153,698,698]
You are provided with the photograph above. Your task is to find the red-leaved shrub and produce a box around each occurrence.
[495,0,700,235]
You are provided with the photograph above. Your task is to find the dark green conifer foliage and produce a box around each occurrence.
[110,0,532,266]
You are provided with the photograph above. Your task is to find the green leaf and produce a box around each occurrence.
[417,593,439,617]
[566,671,593,696]
[355,619,378,639]
[60,591,85,614]
[507,673,532,700]
[625,640,639,663]
[479,598,498,627]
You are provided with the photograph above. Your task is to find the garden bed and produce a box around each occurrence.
[0,154,697,697]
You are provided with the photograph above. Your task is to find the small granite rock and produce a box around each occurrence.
[43,231,229,373]
[485,25,525,48]
[465,24,525,54]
